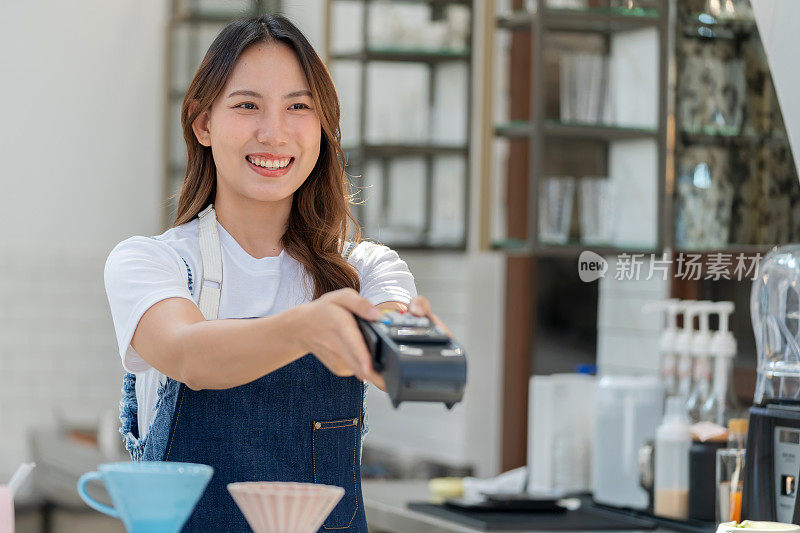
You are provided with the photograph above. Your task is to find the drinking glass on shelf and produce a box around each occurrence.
[675,147,734,248]
[560,52,608,124]
[579,177,615,245]
[716,448,745,524]
[560,53,575,123]
[539,177,575,244]
[547,0,587,8]
[609,0,660,10]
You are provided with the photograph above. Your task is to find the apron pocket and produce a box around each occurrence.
[312,417,360,529]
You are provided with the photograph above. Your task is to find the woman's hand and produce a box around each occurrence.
[295,288,386,390]
[407,295,453,337]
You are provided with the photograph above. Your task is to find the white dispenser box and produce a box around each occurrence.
[592,375,664,509]
[527,373,597,494]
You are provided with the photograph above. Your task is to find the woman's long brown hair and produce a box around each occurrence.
[173,14,361,298]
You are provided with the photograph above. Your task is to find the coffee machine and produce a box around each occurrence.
[742,245,800,523]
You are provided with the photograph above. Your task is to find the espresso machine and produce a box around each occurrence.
[742,245,800,523]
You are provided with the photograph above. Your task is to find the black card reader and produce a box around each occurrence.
[356,310,467,409]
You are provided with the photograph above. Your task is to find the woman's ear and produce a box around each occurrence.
[189,100,212,147]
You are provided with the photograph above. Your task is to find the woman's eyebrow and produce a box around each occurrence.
[225,89,312,99]
[227,89,261,98]
[283,90,312,99]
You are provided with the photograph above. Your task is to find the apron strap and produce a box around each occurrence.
[197,204,222,320]
[196,204,358,321]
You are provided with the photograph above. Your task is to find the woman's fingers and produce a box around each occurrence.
[408,295,453,337]
[407,295,426,315]
[370,373,387,392]
[340,319,376,378]
[327,288,382,321]
[310,288,389,389]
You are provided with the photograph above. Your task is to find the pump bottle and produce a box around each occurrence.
[674,302,700,400]
[700,302,740,426]
[686,302,714,422]
[643,299,682,397]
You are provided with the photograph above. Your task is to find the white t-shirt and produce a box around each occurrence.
[103,217,417,440]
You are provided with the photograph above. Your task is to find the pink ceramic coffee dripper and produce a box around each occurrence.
[228,482,344,533]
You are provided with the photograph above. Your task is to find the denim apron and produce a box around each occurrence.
[120,205,368,532]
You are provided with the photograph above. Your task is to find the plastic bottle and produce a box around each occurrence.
[654,396,692,520]
[700,302,740,426]
[643,299,682,397]
[675,302,699,400]
[686,301,714,422]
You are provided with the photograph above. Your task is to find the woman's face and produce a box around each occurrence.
[193,42,321,207]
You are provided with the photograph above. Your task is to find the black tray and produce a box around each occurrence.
[407,501,658,531]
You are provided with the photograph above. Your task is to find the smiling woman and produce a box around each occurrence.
[101,13,452,533]
[190,42,323,241]
[178,20,353,294]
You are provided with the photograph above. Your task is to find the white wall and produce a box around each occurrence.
[596,256,668,375]
[0,1,167,246]
[0,0,505,480]
[0,0,167,479]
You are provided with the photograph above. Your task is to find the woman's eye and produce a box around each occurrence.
[289,103,310,110]
[235,102,257,110]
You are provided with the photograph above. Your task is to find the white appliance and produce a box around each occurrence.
[592,375,664,509]
[527,373,597,494]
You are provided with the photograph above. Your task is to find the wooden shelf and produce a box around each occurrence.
[545,120,658,141]
[332,48,470,63]
[496,11,536,30]
[490,238,660,257]
[356,0,470,4]
[171,11,260,24]
[672,245,775,256]
[493,121,535,138]
[533,243,658,258]
[494,120,658,141]
[343,143,468,158]
[680,126,788,147]
[497,7,660,33]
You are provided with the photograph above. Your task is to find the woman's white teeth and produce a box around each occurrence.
[247,156,291,169]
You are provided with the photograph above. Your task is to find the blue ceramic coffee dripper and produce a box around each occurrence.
[77,461,213,533]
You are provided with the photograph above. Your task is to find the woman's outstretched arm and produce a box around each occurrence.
[131,288,384,390]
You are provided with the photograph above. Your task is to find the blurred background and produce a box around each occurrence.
[1,0,799,531]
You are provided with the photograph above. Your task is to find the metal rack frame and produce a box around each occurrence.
[672,2,795,254]
[482,1,671,257]
[324,0,474,251]
[161,0,281,228]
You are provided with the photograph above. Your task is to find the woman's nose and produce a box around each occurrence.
[255,114,289,146]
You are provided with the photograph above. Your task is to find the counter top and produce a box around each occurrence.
[362,480,694,533]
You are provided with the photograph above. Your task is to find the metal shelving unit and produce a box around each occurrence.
[673,1,799,252]
[324,0,474,250]
[480,0,670,257]
[162,0,281,227]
